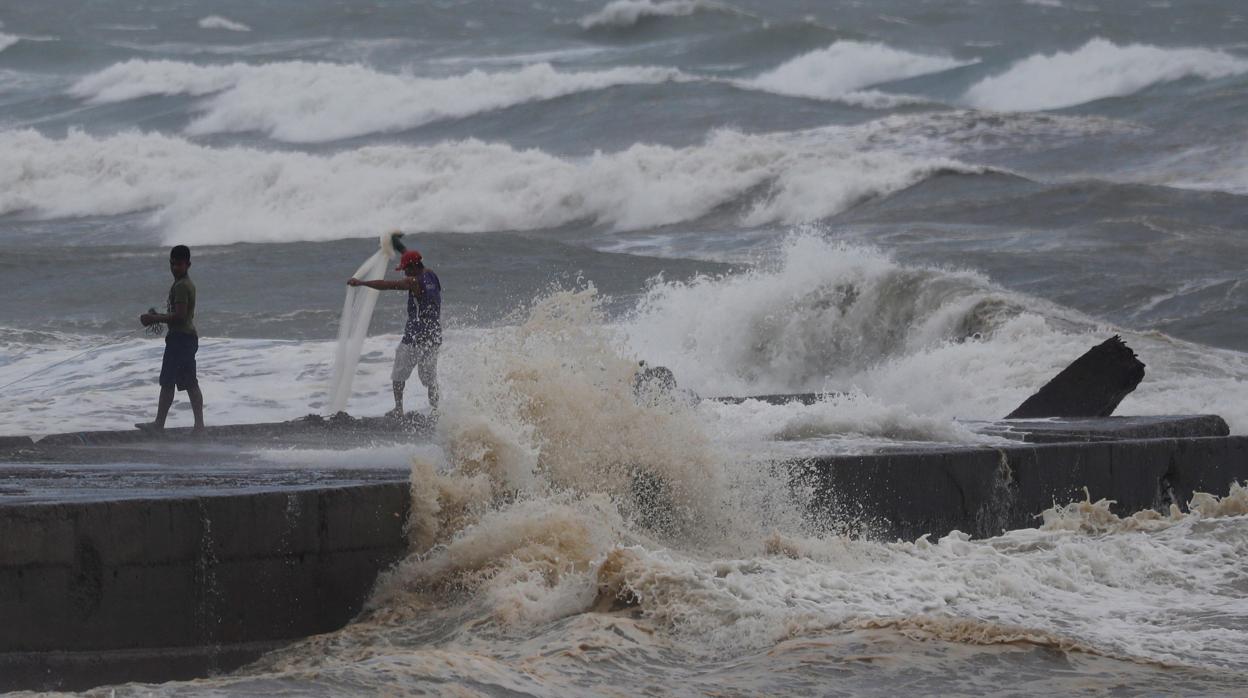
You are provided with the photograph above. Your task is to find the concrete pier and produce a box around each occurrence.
[2,414,1245,691]
[793,434,1248,541]
[0,481,410,691]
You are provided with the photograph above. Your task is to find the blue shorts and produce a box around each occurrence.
[159,332,199,391]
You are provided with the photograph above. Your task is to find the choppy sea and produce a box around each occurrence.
[2,1,1248,695]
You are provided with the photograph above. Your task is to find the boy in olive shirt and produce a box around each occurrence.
[138,245,205,433]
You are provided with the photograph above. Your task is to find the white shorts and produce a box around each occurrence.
[391,341,439,383]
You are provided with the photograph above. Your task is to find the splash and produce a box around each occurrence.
[436,287,727,533]
[622,236,1029,396]
[1040,482,1248,534]
[623,234,1248,433]
[369,286,820,627]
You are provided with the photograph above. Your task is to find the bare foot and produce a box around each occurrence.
[385,407,404,419]
[134,422,163,433]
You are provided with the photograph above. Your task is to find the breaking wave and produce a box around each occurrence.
[69,59,687,142]
[623,236,1038,396]
[577,0,737,30]
[964,38,1248,111]
[197,16,251,32]
[0,127,983,245]
[359,299,1248,667]
[0,33,18,53]
[745,41,972,104]
[621,235,1248,434]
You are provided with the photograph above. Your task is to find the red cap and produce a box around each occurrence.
[395,250,423,270]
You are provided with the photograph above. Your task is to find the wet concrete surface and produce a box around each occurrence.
[0,413,430,504]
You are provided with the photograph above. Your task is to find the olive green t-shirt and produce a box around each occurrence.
[167,276,197,336]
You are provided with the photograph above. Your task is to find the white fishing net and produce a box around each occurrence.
[326,232,398,414]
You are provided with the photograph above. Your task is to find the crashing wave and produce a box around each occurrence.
[69,59,687,142]
[0,127,986,245]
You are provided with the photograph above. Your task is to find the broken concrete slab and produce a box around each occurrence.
[976,415,1230,443]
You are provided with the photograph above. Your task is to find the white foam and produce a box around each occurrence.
[964,38,1248,111]
[353,287,1248,671]
[198,16,252,32]
[69,59,686,142]
[0,330,442,437]
[622,235,1248,433]
[0,127,981,245]
[745,41,973,103]
[1023,0,1063,7]
[1132,142,1248,196]
[577,0,730,29]
[0,33,18,53]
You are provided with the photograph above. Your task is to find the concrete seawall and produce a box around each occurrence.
[3,417,1246,691]
[0,482,410,691]
[793,436,1248,541]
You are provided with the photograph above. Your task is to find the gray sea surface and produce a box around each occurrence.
[3,1,1248,695]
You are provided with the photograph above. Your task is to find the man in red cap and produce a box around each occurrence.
[348,249,442,416]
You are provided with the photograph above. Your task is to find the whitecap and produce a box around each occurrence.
[964,38,1248,111]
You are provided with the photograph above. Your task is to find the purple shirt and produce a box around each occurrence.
[402,270,441,346]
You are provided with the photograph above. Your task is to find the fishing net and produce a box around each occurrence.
[326,232,402,414]
[146,307,164,337]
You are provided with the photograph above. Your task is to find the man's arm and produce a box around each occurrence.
[141,302,186,327]
[347,277,417,291]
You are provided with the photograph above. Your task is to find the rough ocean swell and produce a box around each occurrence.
[2,0,1248,695]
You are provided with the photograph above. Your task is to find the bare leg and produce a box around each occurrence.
[417,356,439,411]
[391,381,405,415]
[187,384,205,432]
[154,385,175,429]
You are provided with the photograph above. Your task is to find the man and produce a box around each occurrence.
[348,249,442,416]
[138,245,205,433]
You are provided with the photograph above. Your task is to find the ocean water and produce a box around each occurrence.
[2,0,1248,694]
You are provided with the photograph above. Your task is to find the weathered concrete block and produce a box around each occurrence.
[0,436,35,450]
[199,490,321,560]
[0,506,77,566]
[796,436,1248,542]
[71,499,203,567]
[320,485,409,552]
[0,482,411,691]
[1170,437,1248,502]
